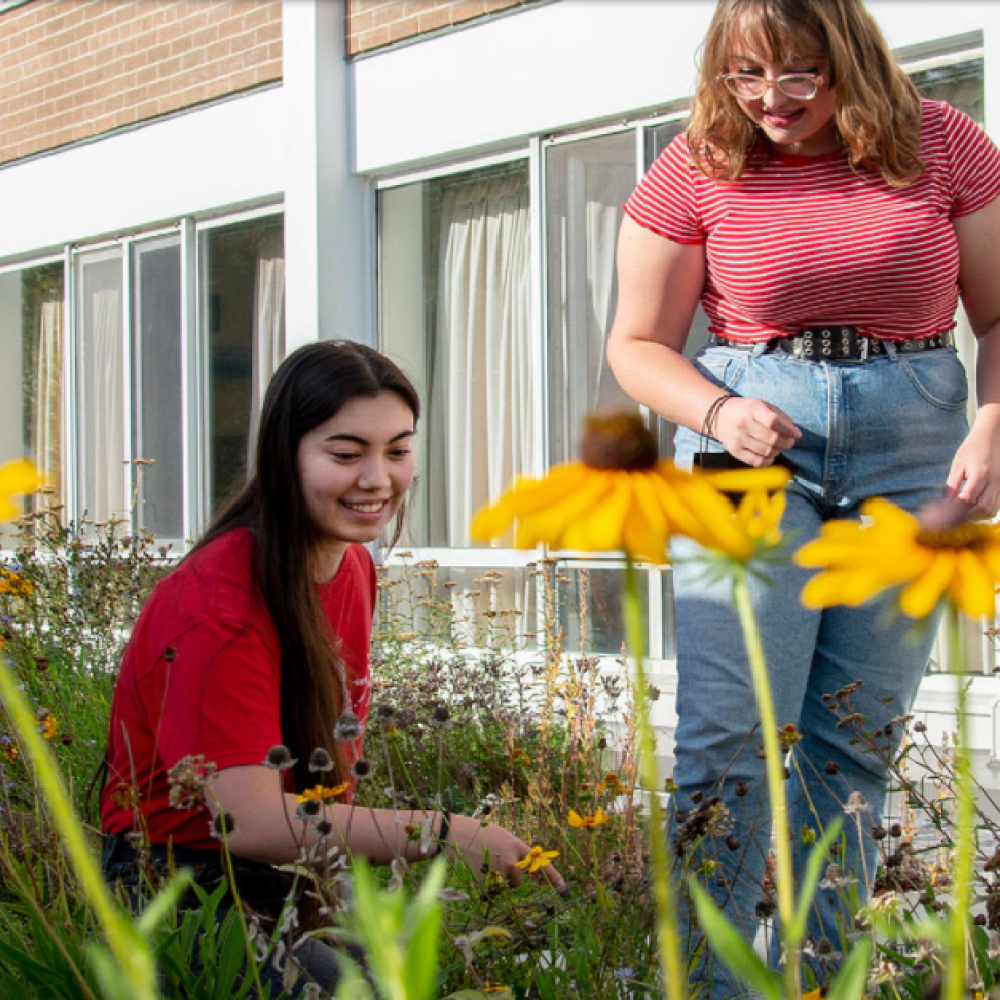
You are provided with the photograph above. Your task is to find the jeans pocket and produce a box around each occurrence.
[900,349,968,411]
[691,346,748,393]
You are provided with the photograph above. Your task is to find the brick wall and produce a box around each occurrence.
[0,0,282,165]
[346,0,539,57]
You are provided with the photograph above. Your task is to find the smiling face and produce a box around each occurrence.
[296,391,416,577]
[727,35,839,156]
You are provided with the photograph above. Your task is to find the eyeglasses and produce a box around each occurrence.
[718,72,825,101]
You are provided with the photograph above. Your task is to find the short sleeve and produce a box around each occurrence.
[939,101,1000,218]
[623,133,706,244]
[155,618,283,773]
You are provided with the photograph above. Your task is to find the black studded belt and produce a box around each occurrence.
[710,326,954,362]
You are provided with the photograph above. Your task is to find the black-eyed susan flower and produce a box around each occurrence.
[795,498,1000,619]
[0,568,33,598]
[597,772,625,796]
[510,749,531,767]
[567,807,611,830]
[0,459,44,521]
[296,782,349,804]
[37,713,57,740]
[514,845,560,874]
[471,412,789,562]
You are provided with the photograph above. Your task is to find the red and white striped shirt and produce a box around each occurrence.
[624,100,1000,342]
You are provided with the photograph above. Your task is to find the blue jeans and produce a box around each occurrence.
[670,342,969,997]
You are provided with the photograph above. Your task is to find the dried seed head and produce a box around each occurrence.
[308,748,334,773]
[334,712,364,742]
[264,745,296,771]
[430,704,451,728]
[209,811,237,841]
[351,758,372,780]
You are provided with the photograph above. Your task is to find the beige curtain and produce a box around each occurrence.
[248,228,286,468]
[430,171,534,547]
[32,295,63,505]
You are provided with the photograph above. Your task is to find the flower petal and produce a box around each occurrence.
[950,548,997,619]
[899,551,956,619]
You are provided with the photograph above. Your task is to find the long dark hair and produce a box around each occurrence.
[197,340,419,792]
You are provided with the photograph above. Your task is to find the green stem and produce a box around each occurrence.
[944,604,974,1000]
[0,652,160,999]
[732,567,799,1000]
[624,557,686,1000]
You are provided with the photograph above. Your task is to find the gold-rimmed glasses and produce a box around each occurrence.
[718,72,825,101]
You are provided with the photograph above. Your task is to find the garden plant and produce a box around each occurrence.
[1,413,1000,999]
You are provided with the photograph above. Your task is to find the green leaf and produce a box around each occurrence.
[135,869,193,936]
[214,909,249,1000]
[825,937,872,1000]
[789,817,842,945]
[689,878,782,1000]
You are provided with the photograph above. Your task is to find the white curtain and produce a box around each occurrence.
[248,228,286,467]
[584,184,621,412]
[32,296,63,503]
[86,277,124,522]
[430,171,533,547]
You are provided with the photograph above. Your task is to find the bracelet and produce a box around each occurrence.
[436,808,452,855]
[702,392,735,442]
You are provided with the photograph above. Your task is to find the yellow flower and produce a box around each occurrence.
[567,807,611,830]
[0,568,33,597]
[470,412,789,562]
[0,459,44,522]
[514,844,560,873]
[38,714,57,740]
[795,498,1000,619]
[296,782,349,804]
[1,740,17,762]
[597,772,625,796]
[483,986,511,996]
[510,749,531,767]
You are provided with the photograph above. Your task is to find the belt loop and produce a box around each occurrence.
[751,341,769,358]
[884,340,899,361]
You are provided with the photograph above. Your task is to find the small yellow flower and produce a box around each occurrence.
[514,844,560,873]
[38,714,57,740]
[510,749,531,767]
[796,498,1000,619]
[1,741,17,761]
[296,782,349,804]
[597,772,625,796]
[483,986,511,995]
[0,569,33,597]
[567,807,611,830]
[0,459,45,522]
[470,412,789,562]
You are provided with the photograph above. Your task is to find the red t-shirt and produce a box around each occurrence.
[101,528,375,851]
[624,99,1000,342]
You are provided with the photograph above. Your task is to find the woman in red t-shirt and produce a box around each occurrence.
[608,0,1000,992]
[100,341,563,994]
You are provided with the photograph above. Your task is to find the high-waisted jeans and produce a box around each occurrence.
[670,341,969,998]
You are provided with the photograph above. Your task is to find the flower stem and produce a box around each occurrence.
[944,604,974,1000]
[623,557,685,1000]
[732,566,799,1000]
[0,652,160,999]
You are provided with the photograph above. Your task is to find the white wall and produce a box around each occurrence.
[0,87,286,262]
[353,0,1000,174]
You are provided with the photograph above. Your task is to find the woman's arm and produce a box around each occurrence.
[208,765,565,891]
[606,217,800,465]
[950,194,1000,518]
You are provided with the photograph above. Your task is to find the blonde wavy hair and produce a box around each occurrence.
[688,0,924,186]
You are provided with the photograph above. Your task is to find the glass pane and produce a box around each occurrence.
[546,131,637,466]
[76,251,125,525]
[201,214,284,514]
[911,58,984,123]
[551,564,647,657]
[379,163,533,548]
[0,262,64,521]
[645,120,686,166]
[132,236,183,540]
[376,562,537,653]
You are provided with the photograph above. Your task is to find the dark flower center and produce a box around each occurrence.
[915,523,992,550]
[581,412,658,471]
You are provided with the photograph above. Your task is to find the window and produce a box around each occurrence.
[201,215,285,512]
[0,210,284,545]
[0,261,64,520]
[380,163,533,548]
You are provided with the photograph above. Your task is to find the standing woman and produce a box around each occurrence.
[100,341,563,996]
[608,0,1000,990]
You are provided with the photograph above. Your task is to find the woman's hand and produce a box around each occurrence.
[944,407,1000,519]
[713,396,801,466]
[446,814,566,892]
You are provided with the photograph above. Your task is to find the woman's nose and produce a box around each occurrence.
[358,456,391,489]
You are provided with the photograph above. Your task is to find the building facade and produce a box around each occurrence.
[1,0,998,755]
